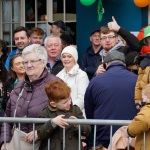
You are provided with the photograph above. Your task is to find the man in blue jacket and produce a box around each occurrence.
[5,26,30,70]
[84,50,138,149]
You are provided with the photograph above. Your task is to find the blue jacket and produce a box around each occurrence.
[5,49,18,70]
[84,62,138,148]
[79,46,102,80]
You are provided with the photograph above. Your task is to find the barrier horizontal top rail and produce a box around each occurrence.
[0,117,131,125]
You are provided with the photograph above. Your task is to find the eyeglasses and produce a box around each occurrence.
[101,36,116,41]
[23,59,41,66]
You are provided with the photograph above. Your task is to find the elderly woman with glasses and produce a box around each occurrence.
[0,44,59,150]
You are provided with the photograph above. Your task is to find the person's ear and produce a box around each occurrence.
[115,36,119,43]
[50,101,56,107]
[11,67,14,71]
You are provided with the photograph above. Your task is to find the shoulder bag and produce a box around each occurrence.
[8,87,40,150]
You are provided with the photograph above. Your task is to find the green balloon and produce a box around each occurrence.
[80,0,96,6]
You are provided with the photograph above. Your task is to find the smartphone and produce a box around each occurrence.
[103,63,106,69]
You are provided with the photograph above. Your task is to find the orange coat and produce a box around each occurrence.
[128,104,150,150]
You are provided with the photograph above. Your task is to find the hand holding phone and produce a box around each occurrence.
[96,64,106,75]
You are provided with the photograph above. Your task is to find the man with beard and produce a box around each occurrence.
[48,20,65,37]
[95,16,141,75]
[5,26,30,70]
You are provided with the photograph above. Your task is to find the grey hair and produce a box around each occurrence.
[44,34,62,46]
[22,44,48,64]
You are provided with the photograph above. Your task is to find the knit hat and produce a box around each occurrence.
[61,45,78,62]
[139,26,150,46]
[104,50,125,63]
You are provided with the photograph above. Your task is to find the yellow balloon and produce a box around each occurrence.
[134,0,150,7]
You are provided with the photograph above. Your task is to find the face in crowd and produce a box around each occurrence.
[100,26,119,51]
[29,27,44,46]
[10,55,25,75]
[61,53,76,71]
[14,31,30,51]
[145,36,150,47]
[23,52,45,82]
[30,32,44,46]
[45,36,62,60]
[90,31,101,47]
[50,25,61,36]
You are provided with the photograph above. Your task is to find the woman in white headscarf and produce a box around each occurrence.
[57,45,89,116]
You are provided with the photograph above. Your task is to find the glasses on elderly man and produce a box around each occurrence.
[22,59,41,66]
[100,35,116,41]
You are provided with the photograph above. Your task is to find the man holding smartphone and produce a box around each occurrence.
[95,16,141,75]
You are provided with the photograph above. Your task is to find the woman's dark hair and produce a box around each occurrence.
[9,54,22,81]
[0,60,8,85]
[0,39,8,54]
[125,51,140,67]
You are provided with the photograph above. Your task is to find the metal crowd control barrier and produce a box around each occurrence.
[0,118,146,150]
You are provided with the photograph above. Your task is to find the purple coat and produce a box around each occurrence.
[0,69,59,145]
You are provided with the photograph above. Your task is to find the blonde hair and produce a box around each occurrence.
[118,35,126,46]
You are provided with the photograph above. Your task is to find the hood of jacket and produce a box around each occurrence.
[99,40,124,62]
[87,45,101,56]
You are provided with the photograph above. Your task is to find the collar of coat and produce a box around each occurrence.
[61,64,80,76]
[47,103,73,112]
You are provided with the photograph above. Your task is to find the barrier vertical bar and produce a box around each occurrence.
[109,125,112,150]
[48,138,50,150]
[63,128,65,150]
[18,123,21,150]
[78,124,81,150]
[127,136,130,150]
[4,123,6,150]
[93,125,97,150]
[33,123,35,150]
[144,132,146,150]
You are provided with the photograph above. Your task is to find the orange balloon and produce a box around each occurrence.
[134,0,150,7]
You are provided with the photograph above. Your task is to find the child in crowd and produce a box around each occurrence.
[128,83,150,149]
[26,80,91,150]
[135,25,150,109]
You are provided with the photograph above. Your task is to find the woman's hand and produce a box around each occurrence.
[1,143,10,150]
[25,130,38,143]
[52,115,69,128]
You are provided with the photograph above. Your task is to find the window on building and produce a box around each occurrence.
[0,0,76,51]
